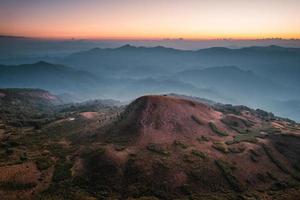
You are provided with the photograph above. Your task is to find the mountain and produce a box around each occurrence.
[1,36,300,65]
[1,45,300,120]
[175,66,297,103]
[194,46,300,91]
[0,61,225,103]
[60,44,192,78]
[267,99,300,121]
[0,88,63,127]
[166,93,218,105]
[89,95,300,199]
[114,78,228,102]
[171,66,300,121]
[0,61,102,99]
[61,45,300,87]
[1,94,300,199]
[61,45,300,121]
[0,36,115,65]
[0,88,61,108]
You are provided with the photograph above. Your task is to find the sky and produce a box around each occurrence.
[0,0,300,40]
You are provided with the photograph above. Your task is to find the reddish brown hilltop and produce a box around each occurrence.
[113,95,222,146]
[84,95,300,199]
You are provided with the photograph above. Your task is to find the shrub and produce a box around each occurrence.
[212,142,228,153]
[249,149,261,163]
[36,157,53,170]
[215,159,243,192]
[196,136,210,142]
[270,181,290,191]
[221,119,243,133]
[225,140,236,145]
[209,122,228,136]
[228,133,260,144]
[250,154,259,163]
[52,160,73,182]
[263,144,289,174]
[173,140,188,149]
[228,146,245,154]
[183,154,194,163]
[191,150,207,160]
[249,149,261,157]
[19,152,28,161]
[263,144,300,181]
[146,144,170,156]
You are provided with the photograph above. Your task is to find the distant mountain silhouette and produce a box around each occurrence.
[175,66,296,102]
[1,45,300,121]
[61,45,300,89]
[0,61,101,98]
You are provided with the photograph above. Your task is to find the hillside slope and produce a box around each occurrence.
[1,94,300,199]
[89,95,300,199]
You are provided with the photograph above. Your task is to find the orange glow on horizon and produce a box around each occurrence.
[3,31,300,41]
[1,0,299,40]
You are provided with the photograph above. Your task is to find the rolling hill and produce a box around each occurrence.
[0,61,103,99]
[175,66,297,103]
[82,95,300,199]
[61,45,300,87]
[1,45,300,121]
[1,93,300,199]
[59,45,300,121]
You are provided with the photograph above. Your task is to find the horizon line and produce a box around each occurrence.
[1,34,300,41]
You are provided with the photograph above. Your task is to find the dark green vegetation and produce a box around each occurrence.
[263,143,300,181]
[212,142,229,153]
[220,115,253,134]
[263,144,290,174]
[209,122,228,136]
[270,134,300,171]
[215,159,243,192]
[228,145,245,154]
[231,132,260,144]
[35,157,53,170]
[196,135,210,142]
[249,149,261,163]
[147,144,170,156]
[173,140,188,149]
[0,88,60,120]
[191,150,207,160]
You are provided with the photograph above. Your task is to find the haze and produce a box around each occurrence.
[1,0,300,39]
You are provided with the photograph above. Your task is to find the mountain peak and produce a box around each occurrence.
[117,44,137,50]
[111,95,220,146]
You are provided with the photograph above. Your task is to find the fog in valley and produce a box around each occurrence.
[1,36,300,121]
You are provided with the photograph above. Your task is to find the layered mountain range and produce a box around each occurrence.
[0,45,299,121]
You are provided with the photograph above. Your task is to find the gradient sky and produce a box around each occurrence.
[1,0,300,39]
